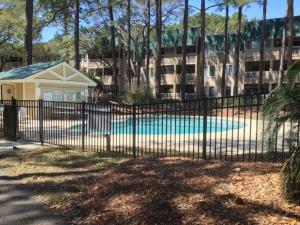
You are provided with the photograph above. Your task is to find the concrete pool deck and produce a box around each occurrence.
[15,117,290,158]
[0,140,44,151]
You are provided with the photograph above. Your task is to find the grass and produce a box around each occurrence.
[0,148,300,225]
[0,147,125,222]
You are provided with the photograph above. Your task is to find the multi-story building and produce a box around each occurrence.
[81,16,300,99]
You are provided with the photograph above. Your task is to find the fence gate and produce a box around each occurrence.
[2,101,18,140]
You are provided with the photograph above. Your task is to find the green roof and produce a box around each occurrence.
[159,16,300,49]
[244,16,300,40]
[0,61,63,80]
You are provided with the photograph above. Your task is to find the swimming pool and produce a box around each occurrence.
[85,115,245,135]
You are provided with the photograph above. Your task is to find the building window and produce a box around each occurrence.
[176,45,196,54]
[247,40,260,49]
[229,43,236,54]
[162,47,174,55]
[104,67,119,75]
[225,86,231,96]
[53,91,64,101]
[226,64,234,76]
[205,86,214,97]
[204,65,215,77]
[265,40,272,48]
[205,44,216,55]
[162,65,174,74]
[245,61,270,71]
[204,66,210,76]
[161,85,173,93]
[176,64,195,74]
[187,45,196,54]
[175,85,195,93]
[95,68,103,77]
[274,39,282,48]
[210,66,215,77]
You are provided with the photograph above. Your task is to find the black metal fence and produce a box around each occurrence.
[0,94,297,162]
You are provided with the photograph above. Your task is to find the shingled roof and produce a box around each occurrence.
[0,61,62,80]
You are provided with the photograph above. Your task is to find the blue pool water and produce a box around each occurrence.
[84,115,245,135]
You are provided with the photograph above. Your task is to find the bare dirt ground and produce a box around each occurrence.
[1,148,299,225]
[67,158,300,225]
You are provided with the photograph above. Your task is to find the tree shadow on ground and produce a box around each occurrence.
[1,151,298,225]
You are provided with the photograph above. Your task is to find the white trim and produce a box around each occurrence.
[26,62,64,80]
[63,62,97,86]
[1,62,97,87]
[30,79,92,86]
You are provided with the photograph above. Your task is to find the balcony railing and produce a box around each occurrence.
[245,71,280,83]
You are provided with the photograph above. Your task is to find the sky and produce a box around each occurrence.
[41,0,300,42]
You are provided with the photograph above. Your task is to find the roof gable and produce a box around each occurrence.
[0,61,63,80]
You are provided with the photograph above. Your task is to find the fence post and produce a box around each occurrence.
[39,99,44,145]
[132,104,137,159]
[202,97,208,159]
[12,97,18,141]
[82,101,86,151]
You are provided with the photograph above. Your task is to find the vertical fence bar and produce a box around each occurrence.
[132,104,137,159]
[202,97,207,159]
[39,99,44,145]
[12,98,18,141]
[82,101,86,151]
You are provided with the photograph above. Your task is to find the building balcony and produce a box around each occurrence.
[161,73,216,85]
[245,46,300,61]
[244,71,279,83]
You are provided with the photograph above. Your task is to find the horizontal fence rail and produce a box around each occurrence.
[0,94,298,162]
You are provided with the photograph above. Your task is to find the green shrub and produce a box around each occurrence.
[282,146,300,202]
[123,86,156,105]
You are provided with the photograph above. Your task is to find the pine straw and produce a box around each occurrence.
[61,158,300,225]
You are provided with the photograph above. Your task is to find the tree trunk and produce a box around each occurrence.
[146,0,151,94]
[221,4,229,97]
[258,0,267,93]
[0,57,5,72]
[196,0,205,98]
[74,0,80,70]
[286,0,294,67]
[180,0,188,100]
[63,0,69,36]
[278,5,289,86]
[233,5,242,96]
[155,0,162,99]
[127,0,131,86]
[108,0,118,95]
[25,0,33,65]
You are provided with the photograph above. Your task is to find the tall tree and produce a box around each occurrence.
[127,0,132,86]
[196,0,206,98]
[155,0,162,99]
[145,0,151,93]
[278,3,289,86]
[108,0,118,95]
[25,0,33,65]
[180,0,189,100]
[233,4,242,95]
[286,0,294,67]
[258,0,267,93]
[221,1,229,97]
[74,0,80,70]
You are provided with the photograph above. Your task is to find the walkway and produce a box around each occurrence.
[0,140,66,225]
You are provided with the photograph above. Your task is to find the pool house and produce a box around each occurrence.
[0,61,97,102]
